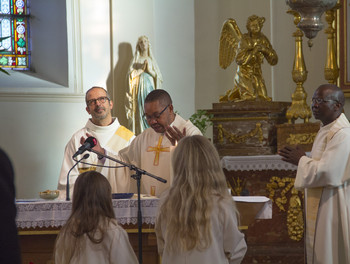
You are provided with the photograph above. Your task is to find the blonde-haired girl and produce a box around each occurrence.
[156,135,247,263]
[54,171,138,264]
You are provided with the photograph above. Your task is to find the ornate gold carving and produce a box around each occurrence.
[228,177,246,196]
[217,123,263,144]
[212,116,272,122]
[285,10,312,124]
[324,4,340,84]
[286,132,317,145]
[218,16,277,102]
[267,176,304,241]
[218,124,224,142]
[287,188,304,241]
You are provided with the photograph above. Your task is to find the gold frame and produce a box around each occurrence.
[338,0,350,95]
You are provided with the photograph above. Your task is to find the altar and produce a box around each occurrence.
[222,155,305,263]
[16,195,271,264]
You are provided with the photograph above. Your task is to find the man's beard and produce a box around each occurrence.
[92,106,108,120]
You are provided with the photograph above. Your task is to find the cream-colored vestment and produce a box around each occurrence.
[119,114,201,196]
[58,118,135,199]
[55,220,138,264]
[296,113,350,264]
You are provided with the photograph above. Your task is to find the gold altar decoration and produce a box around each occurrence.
[228,177,247,196]
[285,132,317,145]
[324,4,340,84]
[218,15,278,102]
[276,122,320,152]
[286,0,338,47]
[210,101,290,156]
[267,176,304,241]
[285,10,312,124]
[217,123,263,144]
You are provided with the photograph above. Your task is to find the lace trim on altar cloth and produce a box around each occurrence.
[16,198,159,229]
[221,155,297,171]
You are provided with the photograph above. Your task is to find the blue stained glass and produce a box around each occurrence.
[1,0,10,14]
[0,0,29,70]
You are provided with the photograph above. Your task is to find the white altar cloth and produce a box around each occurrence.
[16,195,272,229]
[233,196,272,219]
[16,195,159,229]
[221,155,298,171]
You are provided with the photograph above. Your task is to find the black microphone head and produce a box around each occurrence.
[85,136,97,148]
[72,137,98,160]
[82,153,90,159]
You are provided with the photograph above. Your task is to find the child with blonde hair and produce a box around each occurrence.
[156,135,247,263]
[54,171,138,264]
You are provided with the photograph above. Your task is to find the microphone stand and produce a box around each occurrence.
[66,153,90,201]
[88,148,166,264]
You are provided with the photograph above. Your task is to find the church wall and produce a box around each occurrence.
[0,1,346,198]
[30,0,69,87]
[195,0,276,112]
[0,101,87,198]
[154,0,196,120]
[80,0,113,88]
[110,0,156,127]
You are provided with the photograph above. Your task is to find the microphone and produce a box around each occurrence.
[66,153,90,201]
[72,136,97,159]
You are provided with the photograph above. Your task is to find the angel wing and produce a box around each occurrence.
[219,19,242,69]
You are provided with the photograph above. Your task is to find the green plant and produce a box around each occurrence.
[189,109,213,134]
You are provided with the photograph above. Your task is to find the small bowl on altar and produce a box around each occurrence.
[39,190,59,200]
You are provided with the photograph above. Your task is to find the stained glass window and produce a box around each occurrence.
[0,0,30,70]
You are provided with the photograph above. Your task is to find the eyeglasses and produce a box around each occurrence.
[86,96,110,106]
[143,104,169,121]
[311,98,338,105]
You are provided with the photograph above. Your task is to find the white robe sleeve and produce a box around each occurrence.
[109,227,139,264]
[57,134,83,199]
[118,135,145,193]
[58,132,108,199]
[184,120,202,136]
[222,202,247,264]
[119,134,143,166]
[155,215,165,256]
[295,128,350,189]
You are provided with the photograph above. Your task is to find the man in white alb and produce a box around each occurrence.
[119,89,202,196]
[93,89,202,196]
[279,84,350,264]
[58,86,135,199]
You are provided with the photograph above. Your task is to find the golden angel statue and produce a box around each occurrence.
[219,15,278,102]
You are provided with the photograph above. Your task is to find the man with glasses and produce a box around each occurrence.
[57,86,135,199]
[118,89,202,196]
[279,84,350,264]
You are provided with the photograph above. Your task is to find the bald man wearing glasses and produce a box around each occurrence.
[58,86,135,199]
[118,89,202,196]
[279,84,350,264]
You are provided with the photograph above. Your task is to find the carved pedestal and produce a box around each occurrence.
[276,122,320,152]
[208,101,291,156]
